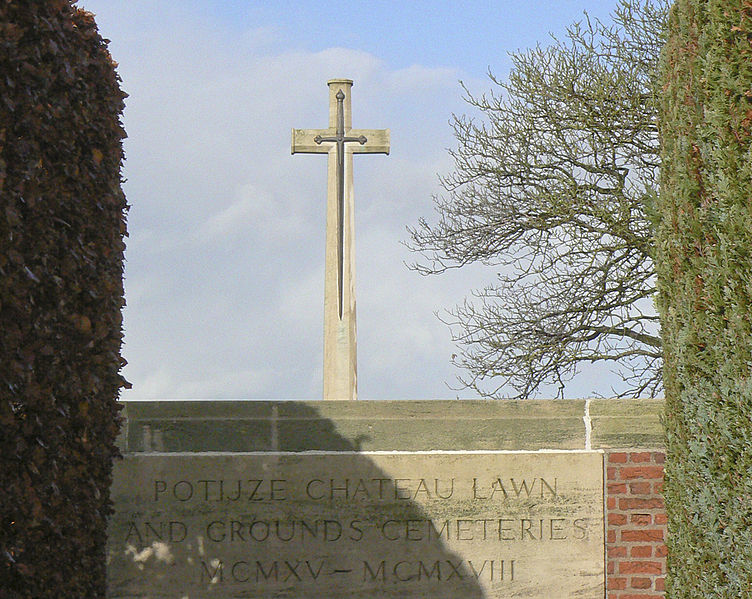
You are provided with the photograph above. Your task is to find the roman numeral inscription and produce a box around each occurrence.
[108,452,605,598]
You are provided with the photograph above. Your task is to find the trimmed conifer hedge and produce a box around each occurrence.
[657,0,752,596]
[0,2,128,597]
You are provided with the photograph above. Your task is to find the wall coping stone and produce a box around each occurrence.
[117,398,664,453]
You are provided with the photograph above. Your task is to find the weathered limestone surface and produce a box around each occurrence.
[110,451,603,599]
[588,398,664,448]
[117,400,590,453]
[108,399,663,598]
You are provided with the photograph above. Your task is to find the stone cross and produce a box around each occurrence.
[292,79,390,400]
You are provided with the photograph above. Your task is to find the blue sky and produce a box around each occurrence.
[241,1,620,76]
[78,0,630,400]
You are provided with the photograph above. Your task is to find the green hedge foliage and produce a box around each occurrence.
[657,0,752,596]
[0,2,128,597]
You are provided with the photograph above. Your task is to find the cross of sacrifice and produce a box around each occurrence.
[292,79,390,400]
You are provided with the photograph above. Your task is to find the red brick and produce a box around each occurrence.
[631,545,653,557]
[609,513,628,526]
[608,576,627,589]
[622,529,664,542]
[654,481,664,493]
[655,576,666,591]
[631,513,652,526]
[654,513,668,525]
[609,482,628,494]
[607,466,618,480]
[619,561,663,575]
[630,576,652,589]
[608,545,627,558]
[608,560,615,574]
[619,595,664,599]
[630,452,653,463]
[629,481,652,495]
[608,496,617,509]
[609,452,629,463]
[620,497,664,510]
[608,529,616,543]
[653,452,666,464]
[620,466,664,480]
[655,544,668,557]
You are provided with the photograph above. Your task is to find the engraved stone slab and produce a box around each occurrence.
[107,451,604,598]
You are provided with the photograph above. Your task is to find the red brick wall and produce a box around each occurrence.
[606,451,667,599]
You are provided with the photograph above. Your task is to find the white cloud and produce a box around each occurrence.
[109,14,474,400]
[80,1,623,402]
[381,64,462,93]
[202,183,308,243]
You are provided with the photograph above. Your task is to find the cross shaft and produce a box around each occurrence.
[291,79,390,400]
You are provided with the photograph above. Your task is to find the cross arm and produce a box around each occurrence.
[348,129,390,155]
[291,128,331,154]
[291,128,390,155]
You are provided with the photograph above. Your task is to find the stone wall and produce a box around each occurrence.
[111,399,666,599]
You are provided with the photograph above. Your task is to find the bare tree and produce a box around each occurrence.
[408,0,669,398]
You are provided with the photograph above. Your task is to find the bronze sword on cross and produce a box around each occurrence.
[313,89,367,318]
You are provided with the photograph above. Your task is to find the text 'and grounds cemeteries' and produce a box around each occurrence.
[107,452,604,598]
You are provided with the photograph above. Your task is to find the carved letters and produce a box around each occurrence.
[108,453,605,598]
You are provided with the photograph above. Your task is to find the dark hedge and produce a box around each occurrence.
[657,0,752,597]
[0,1,128,597]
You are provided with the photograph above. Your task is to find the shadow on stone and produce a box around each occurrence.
[108,401,490,598]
